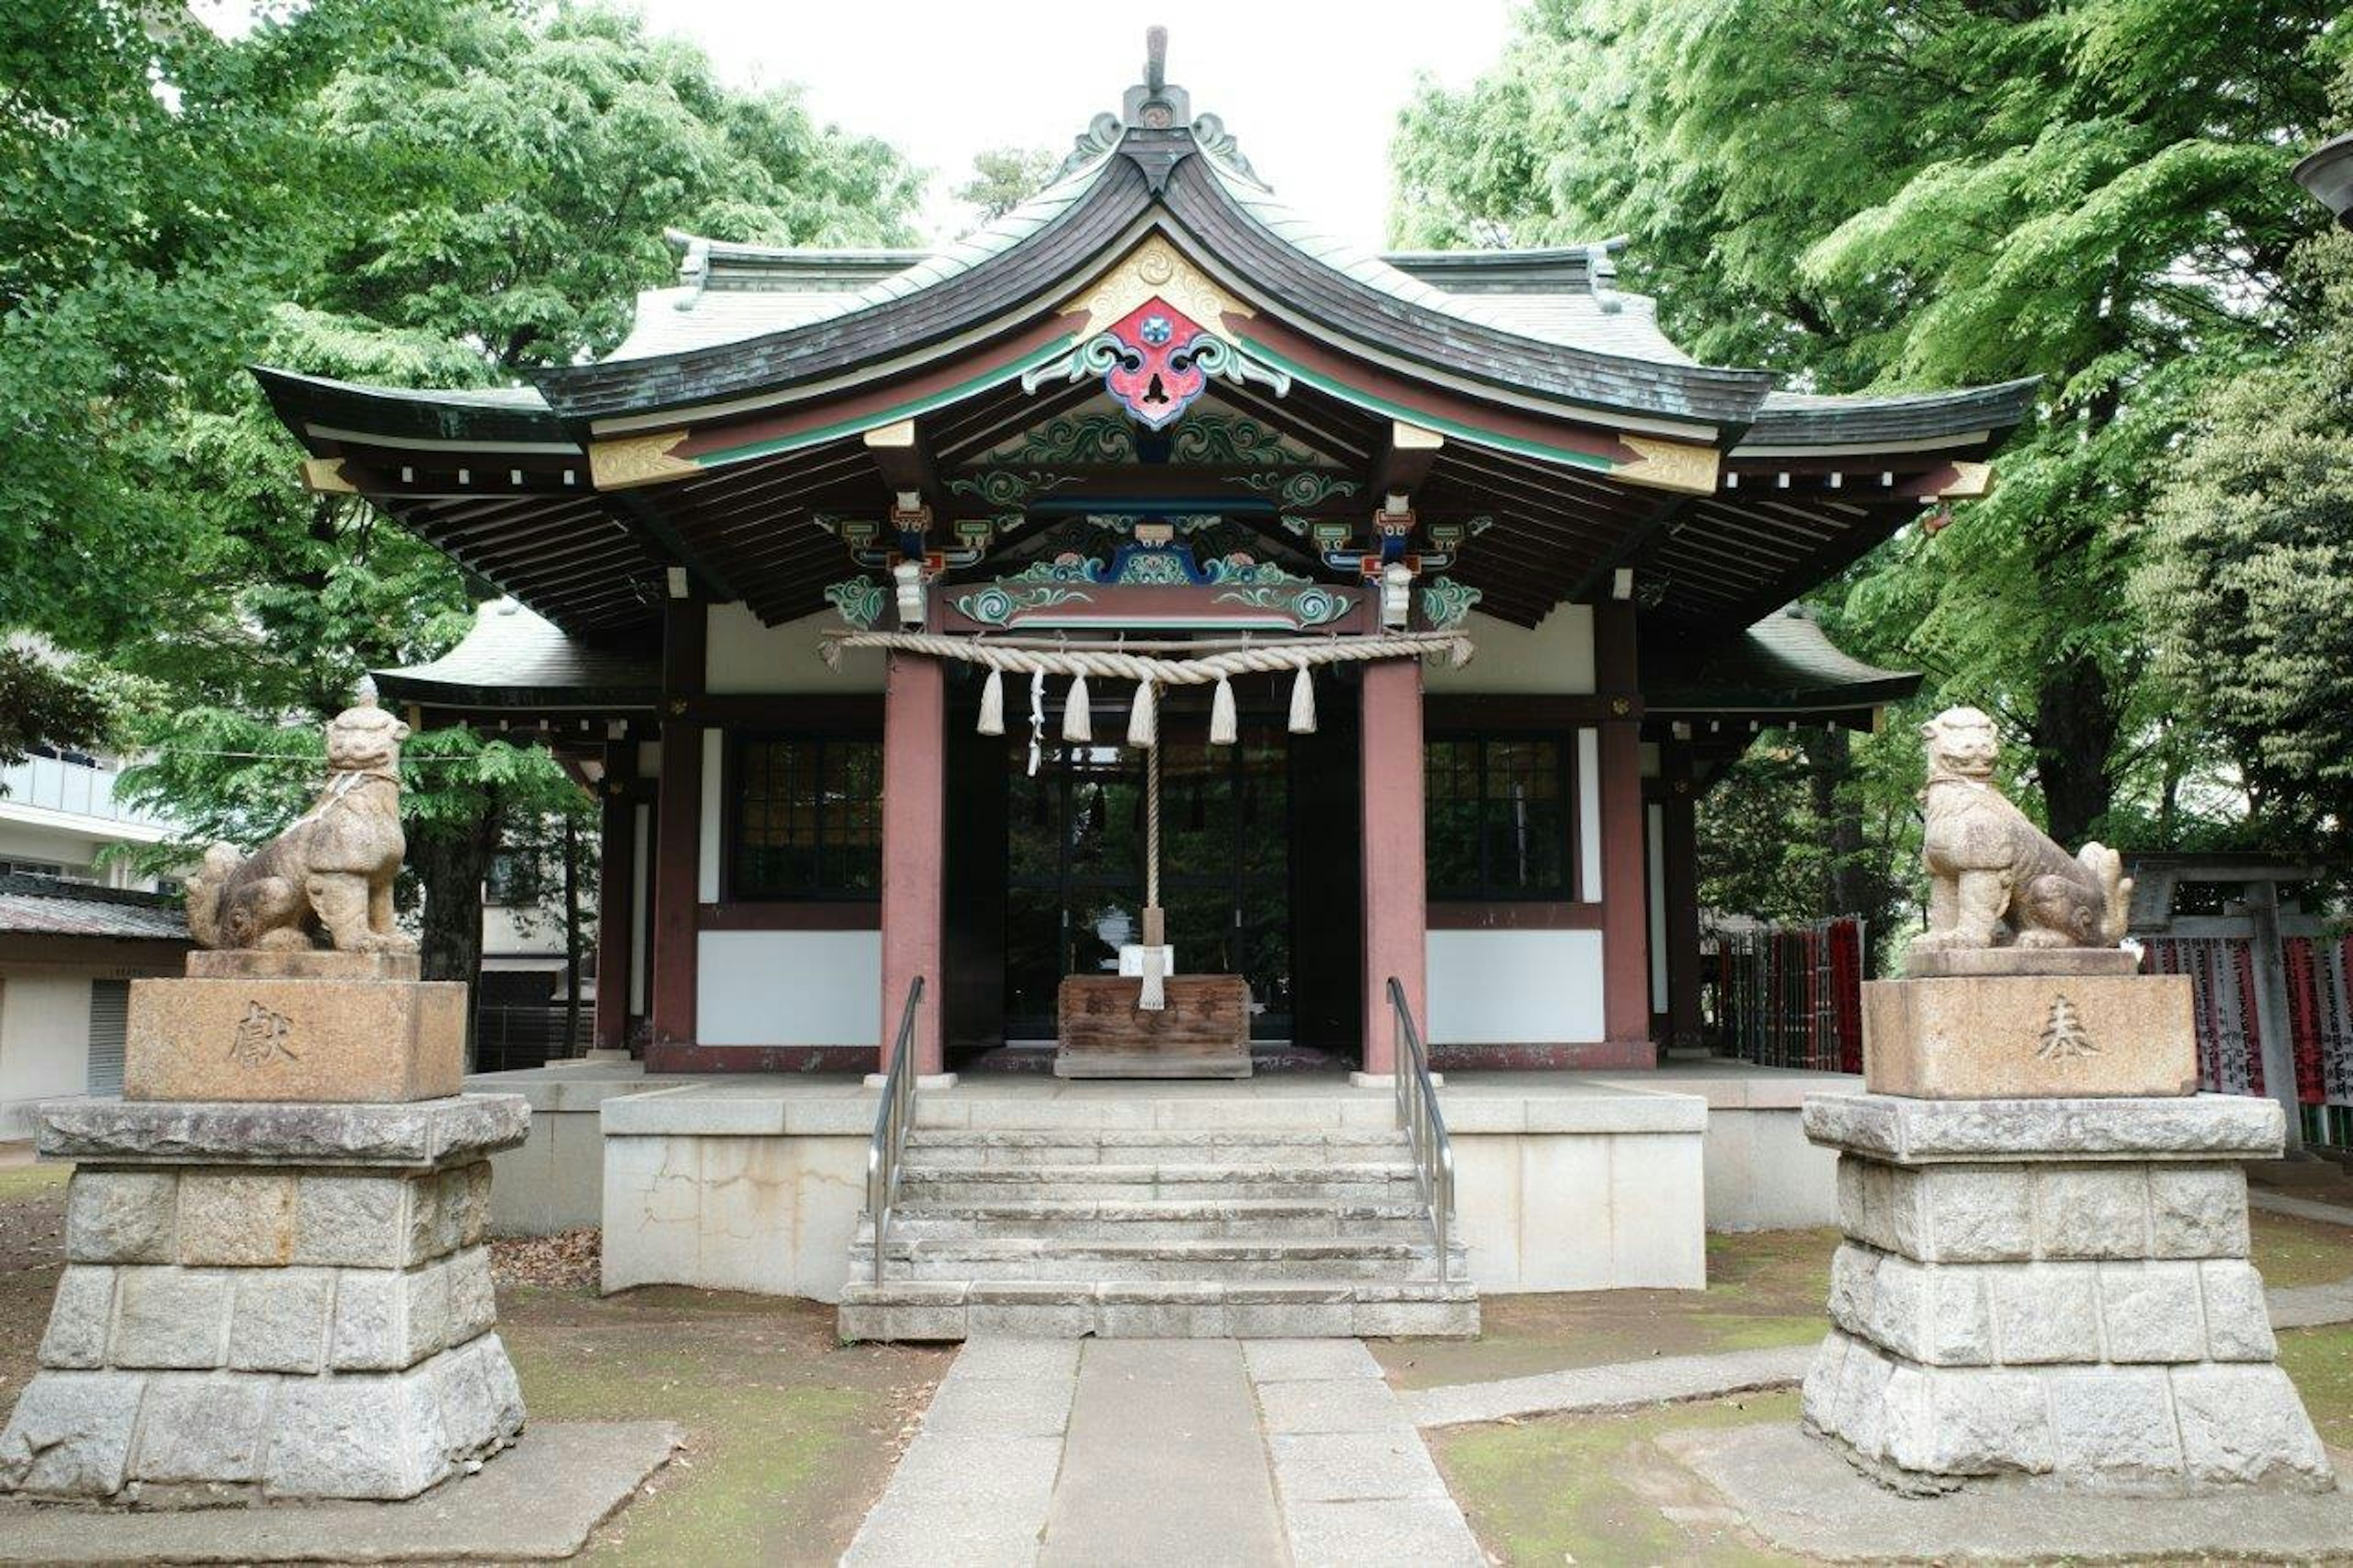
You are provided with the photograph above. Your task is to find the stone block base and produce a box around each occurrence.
[127,961,464,1104]
[1800,1092,2332,1495]
[0,1096,530,1503]
[1862,974,2196,1098]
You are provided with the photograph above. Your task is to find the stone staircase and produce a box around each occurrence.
[836,1127,1477,1340]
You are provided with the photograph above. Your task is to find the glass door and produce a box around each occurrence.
[1003,719,1292,1041]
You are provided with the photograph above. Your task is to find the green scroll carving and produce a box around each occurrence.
[1419,576,1482,631]
[824,577,887,630]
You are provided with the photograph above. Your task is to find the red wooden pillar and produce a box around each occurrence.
[1595,600,1654,1061]
[1661,737,1703,1050]
[879,653,945,1073]
[1360,657,1427,1075]
[650,599,705,1051]
[592,738,637,1053]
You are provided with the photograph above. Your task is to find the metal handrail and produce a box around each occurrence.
[1386,977,1456,1282]
[866,977,926,1286]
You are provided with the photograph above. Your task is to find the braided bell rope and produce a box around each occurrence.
[819,629,1474,681]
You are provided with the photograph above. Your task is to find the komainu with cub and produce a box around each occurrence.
[1915,705,2131,952]
[185,692,418,953]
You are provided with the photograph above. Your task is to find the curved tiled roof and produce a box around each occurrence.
[1644,606,1919,717]
[1744,379,2044,449]
[374,600,658,711]
[0,875,189,942]
[251,40,2045,643]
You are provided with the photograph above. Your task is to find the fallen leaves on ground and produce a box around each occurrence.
[491,1226,601,1288]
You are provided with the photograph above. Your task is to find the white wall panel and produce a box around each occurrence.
[1647,801,1668,1013]
[697,729,722,903]
[1426,929,1604,1043]
[1425,607,1594,694]
[628,803,650,1015]
[1575,729,1602,903]
[705,603,885,694]
[695,931,881,1046]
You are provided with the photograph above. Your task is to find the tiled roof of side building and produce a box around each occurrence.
[0,875,189,942]
[373,599,660,711]
[1643,606,1920,716]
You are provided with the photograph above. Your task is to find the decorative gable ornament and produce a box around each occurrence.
[1024,237,1290,429]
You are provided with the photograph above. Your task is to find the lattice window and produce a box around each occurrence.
[1424,734,1572,900]
[729,735,881,900]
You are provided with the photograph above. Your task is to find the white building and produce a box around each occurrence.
[0,748,189,1137]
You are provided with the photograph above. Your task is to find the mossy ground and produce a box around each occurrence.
[0,1150,946,1564]
[1375,1227,1836,1390]
[1422,1214,2353,1566]
[502,1284,950,1565]
[3,1145,2352,1563]
[1431,1390,1807,1566]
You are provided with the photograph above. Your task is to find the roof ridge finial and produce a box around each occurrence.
[1145,26,1166,94]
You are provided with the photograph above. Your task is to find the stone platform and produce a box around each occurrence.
[592,1072,1711,1305]
[1672,1420,2353,1562]
[0,1094,532,1503]
[1800,1091,2332,1495]
[0,1422,678,1564]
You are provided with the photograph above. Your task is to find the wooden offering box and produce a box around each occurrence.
[1055,975,1253,1078]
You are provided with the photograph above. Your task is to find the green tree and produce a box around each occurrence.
[955,146,1058,227]
[10,1,919,1013]
[0,646,111,770]
[2137,231,2353,855]
[1395,0,2344,851]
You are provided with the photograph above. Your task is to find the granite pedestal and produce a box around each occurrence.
[1800,1092,2332,1495]
[0,1094,532,1504]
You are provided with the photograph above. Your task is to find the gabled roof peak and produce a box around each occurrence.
[1056,26,1266,192]
[1123,25,1186,131]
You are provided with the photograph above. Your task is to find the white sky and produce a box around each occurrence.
[199,1,1515,248]
[632,1,1514,246]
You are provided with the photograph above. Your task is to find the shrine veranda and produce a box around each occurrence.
[254,44,2055,1301]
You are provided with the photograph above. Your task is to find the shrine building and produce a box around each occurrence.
[254,38,2034,1320]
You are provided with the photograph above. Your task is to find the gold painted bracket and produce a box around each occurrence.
[591,430,699,490]
[1614,435,1721,496]
[1934,460,1995,500]
[300,457,357,494]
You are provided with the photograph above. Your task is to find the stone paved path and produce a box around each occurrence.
[2251,1188,2353,1228]
[842,1339,1483,1567]
[1401,1342,1817,1429]
[1402,1271,2353,1430]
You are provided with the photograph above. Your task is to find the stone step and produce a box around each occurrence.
[837,1279,1481,1341]
[899,1162,1422,1203]
[903,1128,1412,1168]
[865,1199,1439,1241]
[850,1235,1464,1284]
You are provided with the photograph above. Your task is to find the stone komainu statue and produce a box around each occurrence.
[185,692,419,954]
[1915,705,2131,951]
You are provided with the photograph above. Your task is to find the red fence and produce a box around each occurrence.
[1707,917,1864,1074]
[2140,937,2266,1097]
[2142,933,2353,1148]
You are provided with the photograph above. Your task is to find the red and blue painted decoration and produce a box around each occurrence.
[1094,297,1214,430]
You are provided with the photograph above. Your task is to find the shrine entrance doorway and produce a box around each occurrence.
[941,681,1363,1064]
